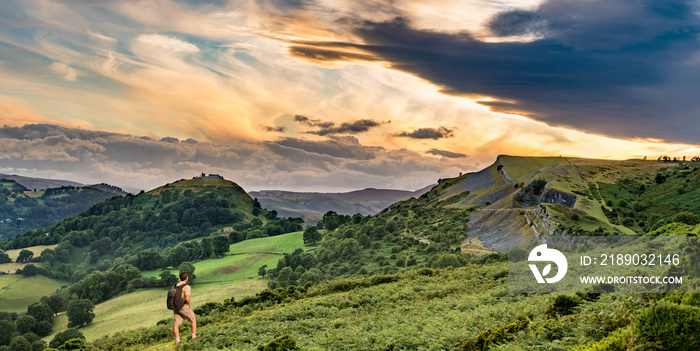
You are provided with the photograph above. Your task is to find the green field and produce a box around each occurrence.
[48,232,308,341]
[47,279,267,342]
[0,275,66,312]
[144,232,310,283]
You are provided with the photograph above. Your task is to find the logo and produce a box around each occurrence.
[528,244,568,283]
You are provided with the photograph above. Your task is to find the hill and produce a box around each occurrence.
[0,173,83,191]
[377,155,693,252]
[91,261,700,351]
[0,179,124,239]
[250,185,433,223]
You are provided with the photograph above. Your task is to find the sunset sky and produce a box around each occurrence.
[2,0,700,192]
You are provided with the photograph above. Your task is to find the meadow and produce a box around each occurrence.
[5,244,57,261]
[143,231,310,283]
[0,275,65,312]
[46,232,308,341]
[46,279,266,342]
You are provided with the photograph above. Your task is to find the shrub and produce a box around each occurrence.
[673,212,699,225]
[633,301,700,350]
[49,329,84,349]
[545,294,581,317]
[257,335,301,351]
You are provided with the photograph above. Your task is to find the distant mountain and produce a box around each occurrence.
[250,185,434,223]
[0,178,124,239]
[0,173,83,190]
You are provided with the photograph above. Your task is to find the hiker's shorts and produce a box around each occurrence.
[174,304,196,327]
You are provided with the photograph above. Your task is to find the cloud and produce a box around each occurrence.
[284,0,700,144]
[0,124,468,193]
[293,115,388,135]
[426,148,467,158]
[48,62,77,81]
[394,126,456,140]
[263,125,286,133]
[136,34,199,53]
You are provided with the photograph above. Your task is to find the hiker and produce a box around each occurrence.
[173,272,199,344]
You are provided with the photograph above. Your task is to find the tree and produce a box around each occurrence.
[178,262,196,283]
[228,231,243,243]
[276,267,297,287]
[49,329,84,349]
[8,336,31,351]
[258,264,268,278]
[26,302,52,324]
[33,321,52,337]
[66,299,95,328]
[31,339,47,351]
[303,226,321,245]
[159,270,178,286]
[0,251,11,264]
[15,316,36,334]
[0,320,17,346]
[16,249,33,263]
[299,268,321,286]
[212,236,230,256]
[167,245,189,268]
[21,264,38,277]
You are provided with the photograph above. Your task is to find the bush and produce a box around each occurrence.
[545,294,581,317]
[257,335,301,351]
[633,301,700,350]
[673,212,699,225]
[49,329,84,349]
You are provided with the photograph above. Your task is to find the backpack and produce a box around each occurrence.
[167,283,185,311]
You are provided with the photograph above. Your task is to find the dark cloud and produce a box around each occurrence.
[289,46,379,62]
[487,10,546,37]
[0,124,467,192]
[394,127,455,140]
[160,137,180,143]
[426,148,467,158]
[274,136,380,160]
[294,115,388,135]
[294,115,334,129]
[293,0,700,143]
[263,125,286,133]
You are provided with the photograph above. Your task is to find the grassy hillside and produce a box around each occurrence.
[143,231,309,283]
[46,279,266,342]
[91,261,700,351]
[380,156,696,251]
[0,275,66,312]
[45,230,308,341]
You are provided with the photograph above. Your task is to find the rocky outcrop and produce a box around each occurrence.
[541,187,577,208]
[514,179,578,208]
[523,205,568,239]
[496,156,515,185]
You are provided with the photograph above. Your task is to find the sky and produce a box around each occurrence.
[2,0,700,193]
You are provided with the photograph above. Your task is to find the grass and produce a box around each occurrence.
[0,275,66,312]
[46,231,306,342]
[46,279,267,342]
[499,155,570,182]
[5,244,57,261]
[0,262,45,274]
[144,232,309,283]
